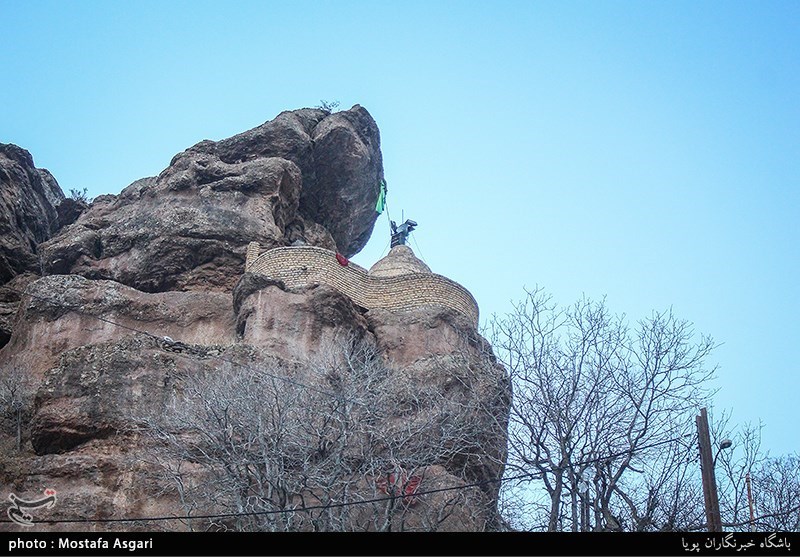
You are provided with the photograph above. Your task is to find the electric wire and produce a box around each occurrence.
[0,283,709,526]
[409,230,428,266]
[719,503,800,530]
[0,434,693,525]
[2,283,792,530]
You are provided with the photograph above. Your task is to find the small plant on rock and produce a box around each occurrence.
[69,187,90,204]
[316,100,340,113]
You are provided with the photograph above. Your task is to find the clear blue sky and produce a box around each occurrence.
[2,1,798,456]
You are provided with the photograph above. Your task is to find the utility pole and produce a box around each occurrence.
[696,407,723,532]
[746,472,755,531]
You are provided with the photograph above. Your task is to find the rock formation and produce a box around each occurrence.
[0,143,63,282]
[38,106,383,294]
[0,106,509,532]
[0,144,71,348]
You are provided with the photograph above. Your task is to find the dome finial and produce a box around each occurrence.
[390,218,417,248]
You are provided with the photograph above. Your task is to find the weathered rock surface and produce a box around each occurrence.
[0,273,38,349]
[234,279,371,362]
[2,274,507,531]
[363,306,510,489]
[0,144,68,347]
[0,434,178,532]
[38,106,383,294]
[0,144,64,285]
[31,335,178,455]
[0,274,236,387]
[0,106,509,532]
[213,107,383,256]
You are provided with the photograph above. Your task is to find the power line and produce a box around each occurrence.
[1,283,703,527]
[2,283,778,531]
[0,435,693,525]
[684,502,800,532]
[719,503,800,530]
[4,473,524,525]
[378,236,391,258]
[1,399,792,523]
[409,230,428,266]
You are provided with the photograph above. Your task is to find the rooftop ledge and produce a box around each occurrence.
[245,243,479,327]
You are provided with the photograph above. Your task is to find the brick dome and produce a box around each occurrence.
[368,245,431,278]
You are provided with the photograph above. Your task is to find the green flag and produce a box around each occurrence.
[375,178,387,214]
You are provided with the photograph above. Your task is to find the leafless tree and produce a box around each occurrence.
[682,415,800,532]
[711,417,766,529]
[491,287,717,531]
[139,334,505,531]
[749,454,800,531]
[0,366,35,451]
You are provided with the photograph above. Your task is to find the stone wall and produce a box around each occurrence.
[245,244,479,326]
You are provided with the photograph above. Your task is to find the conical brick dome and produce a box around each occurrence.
[368,245,431,278]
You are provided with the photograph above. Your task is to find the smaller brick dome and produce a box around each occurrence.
[368,245,431,278]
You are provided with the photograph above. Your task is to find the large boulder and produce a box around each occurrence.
[38,106,384,293]
[0,144,69,347]
[0,106,510,532]
[233,277,372,362]
[1,272,508,531]
[213,107,383,256]
[233,277,509,510]
[0,144,64,284]
[0,274,236,388]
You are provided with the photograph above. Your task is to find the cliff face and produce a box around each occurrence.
[0,143,63,283]
[0,106,509,532]
[0,144,71,349]
[37,106,383,294]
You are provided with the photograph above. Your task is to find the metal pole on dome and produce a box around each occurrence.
[390,218,417,248]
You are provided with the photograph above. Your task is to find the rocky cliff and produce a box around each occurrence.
[0,106,509,532]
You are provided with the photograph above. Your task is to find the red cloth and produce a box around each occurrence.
[375,471,422,505]
[335,253,349,266]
